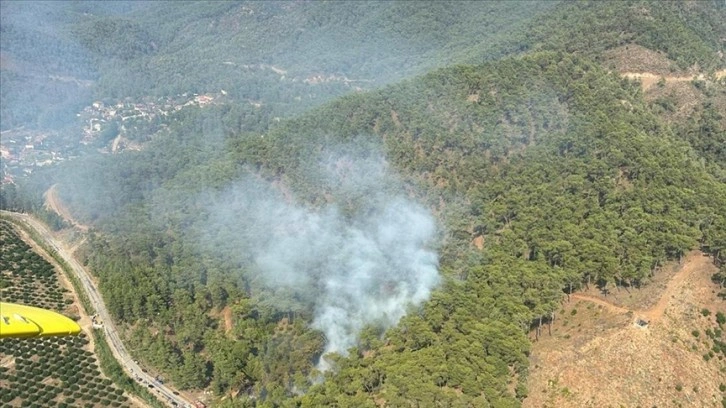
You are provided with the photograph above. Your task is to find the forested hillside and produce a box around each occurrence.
[2,1,726,407]
[6,1,721,131]
[1,1,556,131]
[0,1,149,130]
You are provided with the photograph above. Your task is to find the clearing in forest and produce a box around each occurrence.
[44,184,89,232]
[524,251,726,408]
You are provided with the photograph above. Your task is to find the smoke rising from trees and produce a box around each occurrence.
[205,152,440,369]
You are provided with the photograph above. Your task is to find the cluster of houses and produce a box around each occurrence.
[1,128,70,184]
[1,92,225,184]
[79,92,224,146]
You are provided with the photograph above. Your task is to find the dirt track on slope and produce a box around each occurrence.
[622,72,693,89]
[622,69,726,91]
[44,184,89,232]
[640,253,712,322]
[524,251,724,408]
[569,251,712,324]
[570,293,630,315]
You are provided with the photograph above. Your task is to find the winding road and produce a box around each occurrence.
[570,251,712,324]
[570,293,630,315]
[1,210,194,408]
[44,184,89,232]
[621,69,726,90]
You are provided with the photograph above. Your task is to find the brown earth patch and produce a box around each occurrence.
[603,44,681,76]
[44,184,89,232]
[623,67,726,129]
[570,257,681,312]
[390,110,402,128]
[621,72,704,91]
[222,305,233,333]
[472,235,484,250]
[643,80,704,124]
[524,251,726,408]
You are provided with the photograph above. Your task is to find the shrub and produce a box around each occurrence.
[717,312,726,325]
[675,384,683,392]
[692,330,700,338]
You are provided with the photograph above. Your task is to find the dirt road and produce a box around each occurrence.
[622,72,699,90]
[1,210,193,408]
[524,251,723,408]
[640,252,712,322]
[570,293,630,314]
[622,69,726,91]
[44,184,89,232]
[570,251,712,324]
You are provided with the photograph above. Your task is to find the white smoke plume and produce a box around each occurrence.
[206,152,440,370]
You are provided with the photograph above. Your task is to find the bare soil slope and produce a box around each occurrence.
[603,44,683,76]
[604,45,726,128]
[44,184,89,232]
[524,252,726,408]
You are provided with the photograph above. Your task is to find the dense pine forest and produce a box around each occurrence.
[2,1,725,407]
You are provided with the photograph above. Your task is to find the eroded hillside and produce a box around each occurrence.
[524,252,726,408]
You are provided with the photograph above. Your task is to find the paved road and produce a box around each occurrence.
[2,211,195,408]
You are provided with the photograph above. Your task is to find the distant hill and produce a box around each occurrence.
[80,1,558,96]
[5,1,722,130]
[0,1,557,130]
[78,0,726,100]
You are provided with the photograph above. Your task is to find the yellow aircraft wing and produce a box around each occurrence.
[0,302,81,338]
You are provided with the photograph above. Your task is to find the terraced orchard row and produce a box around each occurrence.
[0,222,70,312]
[0,220,133,408]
